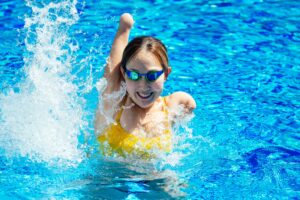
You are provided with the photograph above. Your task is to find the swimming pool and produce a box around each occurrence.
[1,0,299,199]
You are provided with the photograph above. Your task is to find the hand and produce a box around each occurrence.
[119,13,134,30]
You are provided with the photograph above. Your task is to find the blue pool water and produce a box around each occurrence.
[1,0,299,199]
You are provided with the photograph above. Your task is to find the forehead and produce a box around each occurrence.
[126,50,163,71]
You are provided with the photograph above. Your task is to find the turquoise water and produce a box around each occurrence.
[1,0,300,199]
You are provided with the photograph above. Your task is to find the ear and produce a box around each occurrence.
[165,66,172,79]
[120,65,125,79]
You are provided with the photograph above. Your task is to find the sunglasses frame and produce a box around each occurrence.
[124,68,164,82]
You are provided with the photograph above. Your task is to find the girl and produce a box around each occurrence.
[95,13,196,159]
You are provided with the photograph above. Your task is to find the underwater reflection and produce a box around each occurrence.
[78,157,187,199]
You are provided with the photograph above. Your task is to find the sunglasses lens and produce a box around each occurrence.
[146,72,158,82]
[128,71,139,81]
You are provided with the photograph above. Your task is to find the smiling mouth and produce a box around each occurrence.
[137,92,153,99]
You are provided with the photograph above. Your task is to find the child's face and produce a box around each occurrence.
[123,50,166,108]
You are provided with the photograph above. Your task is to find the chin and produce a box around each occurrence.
[132,94,158,109]
[138,102,154,109]
[132,99,153,109]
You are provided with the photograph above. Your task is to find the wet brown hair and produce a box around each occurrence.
[120,36,169,71]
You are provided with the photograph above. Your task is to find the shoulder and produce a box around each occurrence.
[165,91,196,112]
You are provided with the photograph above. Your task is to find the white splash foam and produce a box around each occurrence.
[94,78,127,134]
[0,0,85,167]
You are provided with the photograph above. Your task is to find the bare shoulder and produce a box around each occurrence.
[165,91,196,112]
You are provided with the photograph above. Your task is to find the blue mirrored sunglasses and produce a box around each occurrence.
[125,68,164,82]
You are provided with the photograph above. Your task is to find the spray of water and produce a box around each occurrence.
[0,0,85,166]
[94,76,127,135]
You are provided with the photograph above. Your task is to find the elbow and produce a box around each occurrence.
[187,98,196,113]
[181,96,196,114]
[190,99,196,110]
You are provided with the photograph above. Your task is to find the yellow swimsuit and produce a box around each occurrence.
[97,97,172,158]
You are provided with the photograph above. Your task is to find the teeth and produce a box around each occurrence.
[140,93,150,97]
[137,92,152,99]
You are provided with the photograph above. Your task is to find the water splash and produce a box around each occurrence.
[94,76,127,135]
[0,0,85,166]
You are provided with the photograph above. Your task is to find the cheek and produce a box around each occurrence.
[151,80,164,91]
[125,81,136,92]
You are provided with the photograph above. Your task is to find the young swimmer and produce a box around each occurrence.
[94,13,196,158]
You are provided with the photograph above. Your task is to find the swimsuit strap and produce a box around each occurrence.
[162,97,170,130]
[162,97,168,114]
[115,94,128,123]
[115,106,123,122]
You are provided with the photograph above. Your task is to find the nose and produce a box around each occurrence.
[137,77,151,88]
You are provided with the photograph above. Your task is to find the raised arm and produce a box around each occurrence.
[104,13,134,94]
[94,13,134,134]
